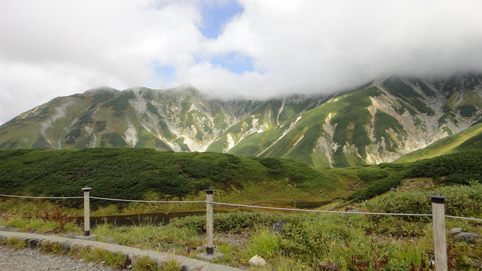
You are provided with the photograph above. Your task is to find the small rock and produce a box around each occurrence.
[449,228,463,235]
[271,220,286,233]
[409,239,415,243]
[389,187,397,192]
[249,255,267,266]
[43,228,58,234]
[454,232,480,243]
[319,260,339,271]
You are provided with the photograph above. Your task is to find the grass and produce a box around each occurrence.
[1,195,482,270]
[5,237,26,249]
[80,247,128,269]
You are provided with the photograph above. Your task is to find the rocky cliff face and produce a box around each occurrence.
[1,74,482,167]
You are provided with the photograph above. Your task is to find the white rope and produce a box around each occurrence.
[2,193,481,221]
[445,215,482,222]
[212,202,433,217]
[0,194,83,199]
[89,196,204,204]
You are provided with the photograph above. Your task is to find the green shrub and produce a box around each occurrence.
[366,182,482,221]
[6,237,25,250]
[171,210,288,234]
[134,256,159,271]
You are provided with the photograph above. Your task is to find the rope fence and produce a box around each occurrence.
[90,196,204,204]
[213,202,435,217]
[2,192,481,220]
[1,189,481,269]
[4,193,482,221]
[0,194,83,199]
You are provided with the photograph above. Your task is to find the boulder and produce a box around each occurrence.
[319,261,339,271]
[271,220,286,233]
[249,255,267,266]
[454,232,480,243]
[449,228,463,235]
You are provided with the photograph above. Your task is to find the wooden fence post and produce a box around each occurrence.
[205,189,214,255]
[428,194,449,271]
[196,189,223,261]
[82,187,92,236]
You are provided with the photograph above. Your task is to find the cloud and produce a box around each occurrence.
[1,0,482,124]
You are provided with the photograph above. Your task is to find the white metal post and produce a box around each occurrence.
[82,187,92,236]
[206,189,214,255]
[428,195,449,271]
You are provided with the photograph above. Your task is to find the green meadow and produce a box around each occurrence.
[1,148,482,270]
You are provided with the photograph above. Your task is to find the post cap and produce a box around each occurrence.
[81,187,92,191]
[427,194,449,204]
[205,189,214,194]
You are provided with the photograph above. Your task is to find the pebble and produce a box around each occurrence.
[0,246,120,271]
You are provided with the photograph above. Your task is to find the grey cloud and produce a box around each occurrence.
[1,0,482,125]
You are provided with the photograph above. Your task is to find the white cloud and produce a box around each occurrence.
[1,0,482,124]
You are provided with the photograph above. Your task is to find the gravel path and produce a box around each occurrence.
[0,246,118,271]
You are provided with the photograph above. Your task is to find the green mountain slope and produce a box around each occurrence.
[396,123,482,163]
[2,74,482,167]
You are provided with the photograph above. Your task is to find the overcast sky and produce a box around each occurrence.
[1,0,482,125]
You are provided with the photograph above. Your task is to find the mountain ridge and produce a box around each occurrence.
[2,74,482,167]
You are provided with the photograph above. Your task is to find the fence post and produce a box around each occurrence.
[82,187,92,236]
[196,189,223,261]
[428,194,449,271]
[205,189,214,255]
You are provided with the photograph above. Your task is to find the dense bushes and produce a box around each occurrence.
[0,149,256,204]
[349,150,482,202]
[170,210,287,233]
[0,148,339,206]
[408,150,482,185]
[366,182,482,221]
[259,157,337,191]
[348,172,406,202]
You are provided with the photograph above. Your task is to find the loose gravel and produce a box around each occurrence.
[0,246,118,271]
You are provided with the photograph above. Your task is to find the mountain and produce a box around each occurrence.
[1,74,482,167]
[395,122,482,163]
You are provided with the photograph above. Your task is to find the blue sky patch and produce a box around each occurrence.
[200,0,243,39]
[153,65,175,83]
[210,52,255,74]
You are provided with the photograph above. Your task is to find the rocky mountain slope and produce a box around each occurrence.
[1,74,482,167]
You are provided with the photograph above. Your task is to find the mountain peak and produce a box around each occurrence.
[83,86,119,94]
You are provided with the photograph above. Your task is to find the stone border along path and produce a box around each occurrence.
[0,231,243,271]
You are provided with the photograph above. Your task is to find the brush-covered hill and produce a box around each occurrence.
[3,148,482,206]
[349,149,482,202]
[2,74,482,167]
[0,148,386,205]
